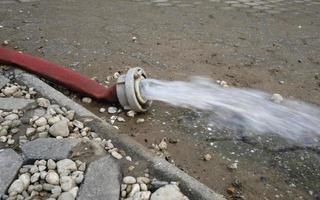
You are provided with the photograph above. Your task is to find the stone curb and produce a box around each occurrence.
[15,69,225,200]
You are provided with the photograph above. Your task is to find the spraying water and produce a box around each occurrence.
[140,77,320,143]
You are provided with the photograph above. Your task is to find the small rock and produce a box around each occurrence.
[0,135,7,142]
[40,171,48,179]
[3,85,18,96]
[30,172,40,183]
[0,128,8,136]
[48,116,61,125]
[29,165,39,174]
[26,127,36,136]
[127,110,136,118]
[150,184,189,200]
[72,120,84,129]
[19,173,31,190]
[203,154,212,161]
[82,97,92,103]
[228,162,238,170]
[49,120,70,137]
[108,107,117,114]
[72,171,84,184]
[123,176,136,184]
[51,185,62,196]
[121,190,127,197]
[34,117,47,126]
[137,177,150,184]
[111,151,123,160]
[133,191,151,200]
[5,113,19,121]
[8,179,24,194]
[46,171,60,185]
[56,159,77,175]
[78,162,86,172]
[69,187,79,198]
[66,110,75,120]
[128,183,140,197]
[140,183,148,191]
[47,159,57,170]
[38,165,46,171]
[270,93,283,104]
[2,40,9,46]
[99,108,106,113]
[136,118,145,124]
[37,98,50,107]
[60,176,76,192]
[158,139,167,150]
[43,183,55,191]
[117,116,125,122]
[58,192,75,200]
[7,138,15,145]
[38,131,48,138]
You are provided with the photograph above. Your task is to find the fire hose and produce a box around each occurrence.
[0,48,151,112]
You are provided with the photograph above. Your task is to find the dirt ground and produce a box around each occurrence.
[1,0,320,199]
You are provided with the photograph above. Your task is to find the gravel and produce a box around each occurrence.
[5,159,85,199]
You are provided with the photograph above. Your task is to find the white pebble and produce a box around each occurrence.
[82,97,92,103]
[270,93,283,104]
[108,107,117,114]
[111,151,123,160]
[136,118,145,124]
[117,117,125,122]
[126,110,136,118]
[46,171,60,185]
[123,176,136,184]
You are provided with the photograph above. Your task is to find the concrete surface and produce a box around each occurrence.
[0,149,23,197]
[0,75,9,89]
[77,155,121,200]
[0,97,35,110]
[21,138,81,160]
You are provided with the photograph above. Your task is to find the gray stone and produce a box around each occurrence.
[0,149,23,197]
[46,171,59,185]
[49,120,69,137]
[3,85,19,96]
[0,97,35,110]
[77,156,121,200]
[60,176,76,192]
[0,75,9,89]
[58,192,75,200]
[21,138,81,160]
[56,159,77,175]
[150,184,189,200]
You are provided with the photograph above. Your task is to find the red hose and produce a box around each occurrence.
[0,48,119,103]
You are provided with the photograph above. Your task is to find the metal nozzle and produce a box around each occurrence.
[116,67,152,112]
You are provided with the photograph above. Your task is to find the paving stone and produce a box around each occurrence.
[0,97,36,110]
[21,138,81,160]
[77,156,121,200]
[0,149,23,197]
[0,75,9,89]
